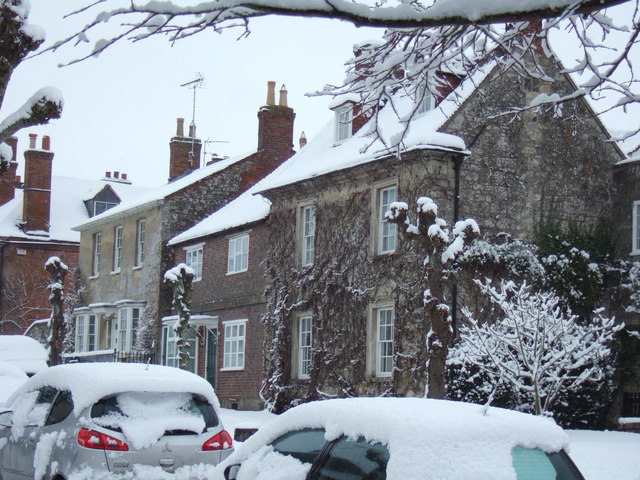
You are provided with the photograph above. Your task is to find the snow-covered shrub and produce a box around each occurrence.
[448,280,621,419]
[134,306,157,358]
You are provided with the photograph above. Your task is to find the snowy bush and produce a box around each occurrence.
[448,280,621,418]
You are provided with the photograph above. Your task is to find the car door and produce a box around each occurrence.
[1,386,58,479]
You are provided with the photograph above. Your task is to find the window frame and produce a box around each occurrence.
[300,204,316,267]
[227,233,249,275]
[116,307,141,353]
[112,225,123,273]
[376,307,395,377]
[335,103,353,143]
[298,315,313,379]
[161,323,197,373]
[632,201,640,255]
[185,243,204,281]
[91,232,102,277]
[222,319,247,371]
[75,314,98,353]
[375,184,398,255]
[94,200,117,216]
[417,87,434,115]
[135,218,146,267]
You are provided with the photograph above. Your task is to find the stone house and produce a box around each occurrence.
[71,83,296,391]
[248,50,622,412]
[0,133,146,336]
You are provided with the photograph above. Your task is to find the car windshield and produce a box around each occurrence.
[512,447,584,480]
[91,391,218,437]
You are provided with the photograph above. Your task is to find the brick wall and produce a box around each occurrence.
[0,241,78,334]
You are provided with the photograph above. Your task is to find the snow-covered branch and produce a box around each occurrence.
[164,263,195,370]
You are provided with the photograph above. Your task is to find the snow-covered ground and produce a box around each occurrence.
[219,408,640,480]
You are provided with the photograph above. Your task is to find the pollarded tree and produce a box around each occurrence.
[450,280,622,415]
[47,0,639,148]
[45,256,68,366]
[387,196,478,398]
[0,0,63,173]
[164,263,195,370]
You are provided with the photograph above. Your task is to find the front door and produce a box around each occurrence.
[205,328,218,388]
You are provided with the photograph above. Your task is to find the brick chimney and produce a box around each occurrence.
[0,136,18,206]
[257,81,295,157]
[22,134,54,234]
[169,117,202,181]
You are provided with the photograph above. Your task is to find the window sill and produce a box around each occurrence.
[110,270,120,275]
[226,269,248,276]
[220,367,245,372]
[88,274,99,280]
[132,265,143,271]
[631,250,640,256]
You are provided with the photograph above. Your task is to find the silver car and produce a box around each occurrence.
[0,362,233,479]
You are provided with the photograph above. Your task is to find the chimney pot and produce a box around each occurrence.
[266,81,276,106]
[279,85,288,107]
[29,134,37,149]
[189,123,196,138]
[114,171,120,179]
[42,136,51,151]
[106,171,111,178]
[177,118,185,137]
[122,173,127,180]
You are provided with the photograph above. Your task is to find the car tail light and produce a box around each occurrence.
[202,430,233,451]
[78,428,129,451]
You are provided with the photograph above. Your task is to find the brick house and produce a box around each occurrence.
[168,186,272,409]
[0,134,147,336]
[71,82,296,390]
[246,50,623,412]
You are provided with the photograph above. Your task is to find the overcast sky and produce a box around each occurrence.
[4,1,379,187]
[3,2,638,188]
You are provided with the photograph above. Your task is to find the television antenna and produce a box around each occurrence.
[180,73,205,167]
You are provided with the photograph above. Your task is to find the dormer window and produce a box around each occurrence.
[84,185,122,217]
[335,103,353,143]
[417,88,434,115]
[94,200,117,216]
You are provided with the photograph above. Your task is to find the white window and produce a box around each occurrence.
[301,205,316,266]
[335,104,353,142]
[116,307,141,352]
[376,307,394,377]
[162,324,197,373]
[417,87,434,114]
[228,234,249,274]
[92,232,102,276]
[298,315,312,379]
[113,225,123,272]
[135,218,145,266]
[633,201,640,254]
[75,314,97,353]
[94,200,117,216]
[185,244,204,281]
[223,319,246,370]
[378,185,398,254]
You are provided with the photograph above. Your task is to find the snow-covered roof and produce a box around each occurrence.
[169,184,271,245]
[74,152,253,231]
[0,176,149,243]
[0,335,48,375]
[255,64,494,194]
[228,397,569,480]
[6,362,220,415]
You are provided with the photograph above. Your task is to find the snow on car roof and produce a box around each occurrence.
[8,362,220,415]
[0,360,29,405]
[232,397,569,480]
[0,335,48,374]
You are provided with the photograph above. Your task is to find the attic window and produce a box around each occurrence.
[95,200,117,216]
[335,104,353,143]
[417,88,434,115]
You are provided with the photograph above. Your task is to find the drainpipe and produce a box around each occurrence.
[0,241,7,333]
[451,154,464,337]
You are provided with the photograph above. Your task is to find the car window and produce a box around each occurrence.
[511,447,585,480]
[310,436,389,480]
[45,390,73,426]
[270,428,327,464]
[27,386,58,426]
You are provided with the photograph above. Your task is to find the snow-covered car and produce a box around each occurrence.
[222,397,585,480]
[0,361,29,406]
[0,362,233,480]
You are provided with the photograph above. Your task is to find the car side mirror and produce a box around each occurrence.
[224,464,241,480]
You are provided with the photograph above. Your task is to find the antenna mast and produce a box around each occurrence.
[180,73,205,167]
